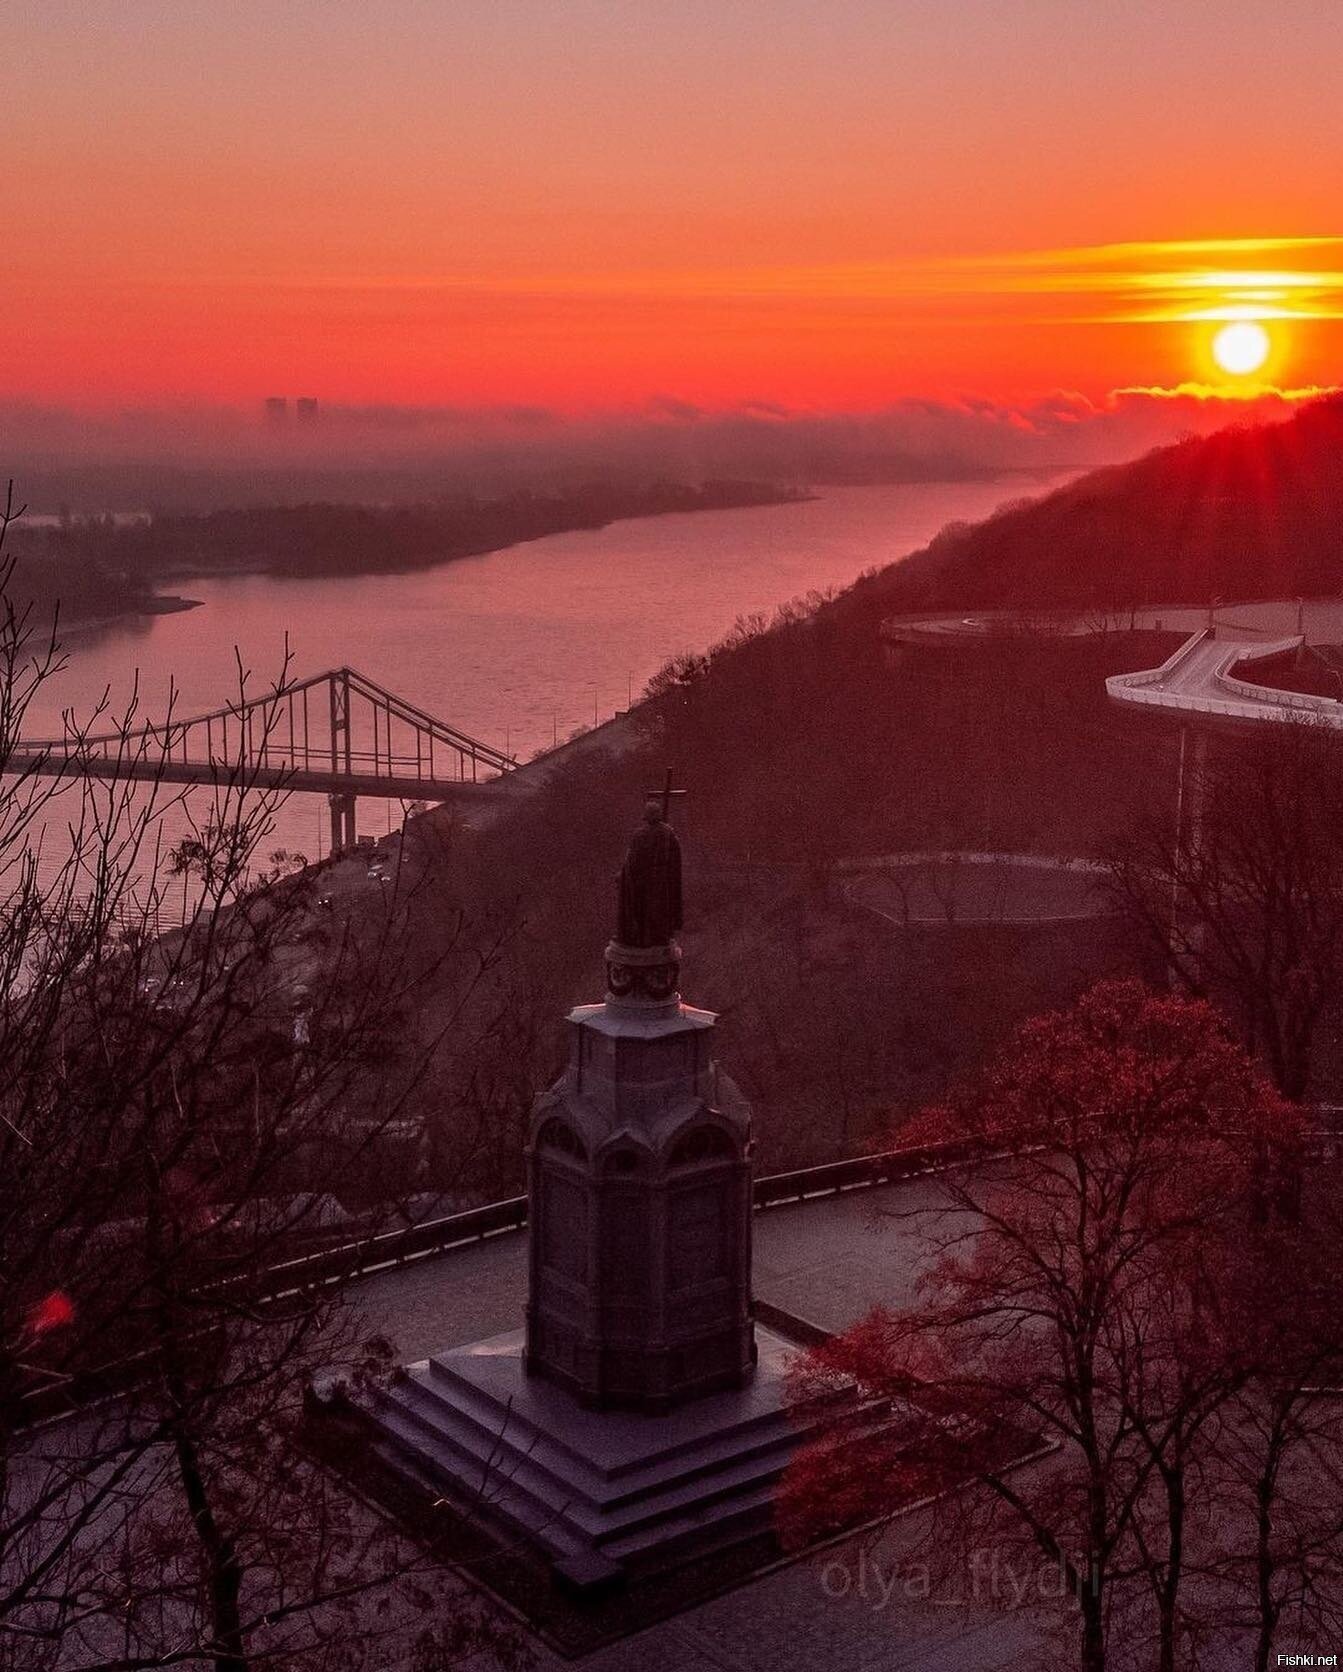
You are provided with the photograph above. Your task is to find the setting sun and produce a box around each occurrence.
[1212,320,1272,377]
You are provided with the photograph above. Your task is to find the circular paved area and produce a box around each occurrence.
[846,857,1108,926]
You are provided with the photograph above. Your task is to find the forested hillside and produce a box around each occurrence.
[855,392,1343,614]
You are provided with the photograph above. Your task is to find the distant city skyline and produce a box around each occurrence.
[263,397,320,424]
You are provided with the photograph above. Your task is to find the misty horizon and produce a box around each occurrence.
[2,383,1327,512]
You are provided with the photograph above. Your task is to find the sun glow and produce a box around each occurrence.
[1211,320,1272,377]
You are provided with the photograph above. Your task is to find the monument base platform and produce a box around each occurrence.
[344,1324,849,1592]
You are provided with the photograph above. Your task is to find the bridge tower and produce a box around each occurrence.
[327,792,357,853]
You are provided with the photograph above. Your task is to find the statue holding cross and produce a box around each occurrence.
[615,771,685,950]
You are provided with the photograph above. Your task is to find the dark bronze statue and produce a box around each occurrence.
[616,799,683,948]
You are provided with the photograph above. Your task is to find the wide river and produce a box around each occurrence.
[22,479,1045,876]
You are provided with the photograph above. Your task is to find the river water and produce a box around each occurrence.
[19,479,1046,877]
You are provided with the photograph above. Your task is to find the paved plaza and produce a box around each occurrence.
[350,1174,955,1361]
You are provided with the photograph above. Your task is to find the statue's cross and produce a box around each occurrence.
[646,768,688,821]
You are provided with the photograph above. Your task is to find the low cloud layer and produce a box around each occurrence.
[0,385,1328,512]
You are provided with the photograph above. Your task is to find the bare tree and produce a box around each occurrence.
[1195,1199,1343,1672]
[0,491,523,1671]
[1105,720,1343,1101]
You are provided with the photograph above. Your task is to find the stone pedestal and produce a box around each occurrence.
[525,939,755,1412]
[359,1324,839,1592]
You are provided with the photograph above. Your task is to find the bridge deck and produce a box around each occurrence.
[1105,628,1343,728]
[6,753,508,801]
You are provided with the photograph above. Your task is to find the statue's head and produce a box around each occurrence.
[643,798,663,824]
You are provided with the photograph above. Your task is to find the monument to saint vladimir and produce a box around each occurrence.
[342,796,835,1592]
[525,794,755,1410]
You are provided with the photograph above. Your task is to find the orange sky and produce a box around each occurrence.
[7,1,1343,412]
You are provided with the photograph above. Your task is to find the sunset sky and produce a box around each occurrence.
[7,0,1343,415]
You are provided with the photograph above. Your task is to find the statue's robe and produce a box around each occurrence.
[617,819,683,947]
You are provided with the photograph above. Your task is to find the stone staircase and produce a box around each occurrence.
[360,1325,855,1589]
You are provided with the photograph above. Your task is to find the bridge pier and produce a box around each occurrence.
[328,792,357,854]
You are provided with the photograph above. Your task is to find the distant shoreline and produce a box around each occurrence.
[153,486,818,589]
[56,593,203,639]
[28,480,813,635]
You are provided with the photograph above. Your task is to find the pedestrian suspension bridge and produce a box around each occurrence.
[10,667,517,850]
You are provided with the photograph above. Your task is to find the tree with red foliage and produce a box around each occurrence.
[779,981,1328,1672]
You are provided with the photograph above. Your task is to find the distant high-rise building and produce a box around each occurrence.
[263,396,288,425]
[295,397,319,424]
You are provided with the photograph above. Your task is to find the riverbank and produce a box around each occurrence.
[14,480,813,625]
[55,592,203,639]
